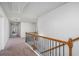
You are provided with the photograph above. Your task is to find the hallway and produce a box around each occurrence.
[0,2,79,56]
[0,38,37,56]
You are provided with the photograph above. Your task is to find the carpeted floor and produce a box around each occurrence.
[0,38,37,56]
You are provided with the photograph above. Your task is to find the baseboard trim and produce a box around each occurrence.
[25,43,40,56]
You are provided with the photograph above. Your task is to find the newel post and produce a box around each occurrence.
[67,38,73,56]
[32,35,37,50]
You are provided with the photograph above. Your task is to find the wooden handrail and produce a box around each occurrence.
[26,32,67,55]
[72,37,79,42]
[26,32,79,56]
[26,32,67,43]
[41,37,79,54]
[26,32,79,42]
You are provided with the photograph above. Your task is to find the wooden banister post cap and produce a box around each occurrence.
[67,38,73,48]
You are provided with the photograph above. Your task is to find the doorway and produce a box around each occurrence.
[10,22,20,38]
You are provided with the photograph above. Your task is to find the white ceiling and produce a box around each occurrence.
[0,2,66,23]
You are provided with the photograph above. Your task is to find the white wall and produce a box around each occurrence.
[0,17,3,50]
[3,17,9,49]
[21,22,35,38]
[0,5,9,50]
[38,3,79,55]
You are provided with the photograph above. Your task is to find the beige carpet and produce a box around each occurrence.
[0,38,37,56]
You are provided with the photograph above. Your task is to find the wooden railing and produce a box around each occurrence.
[25,32,79,56]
